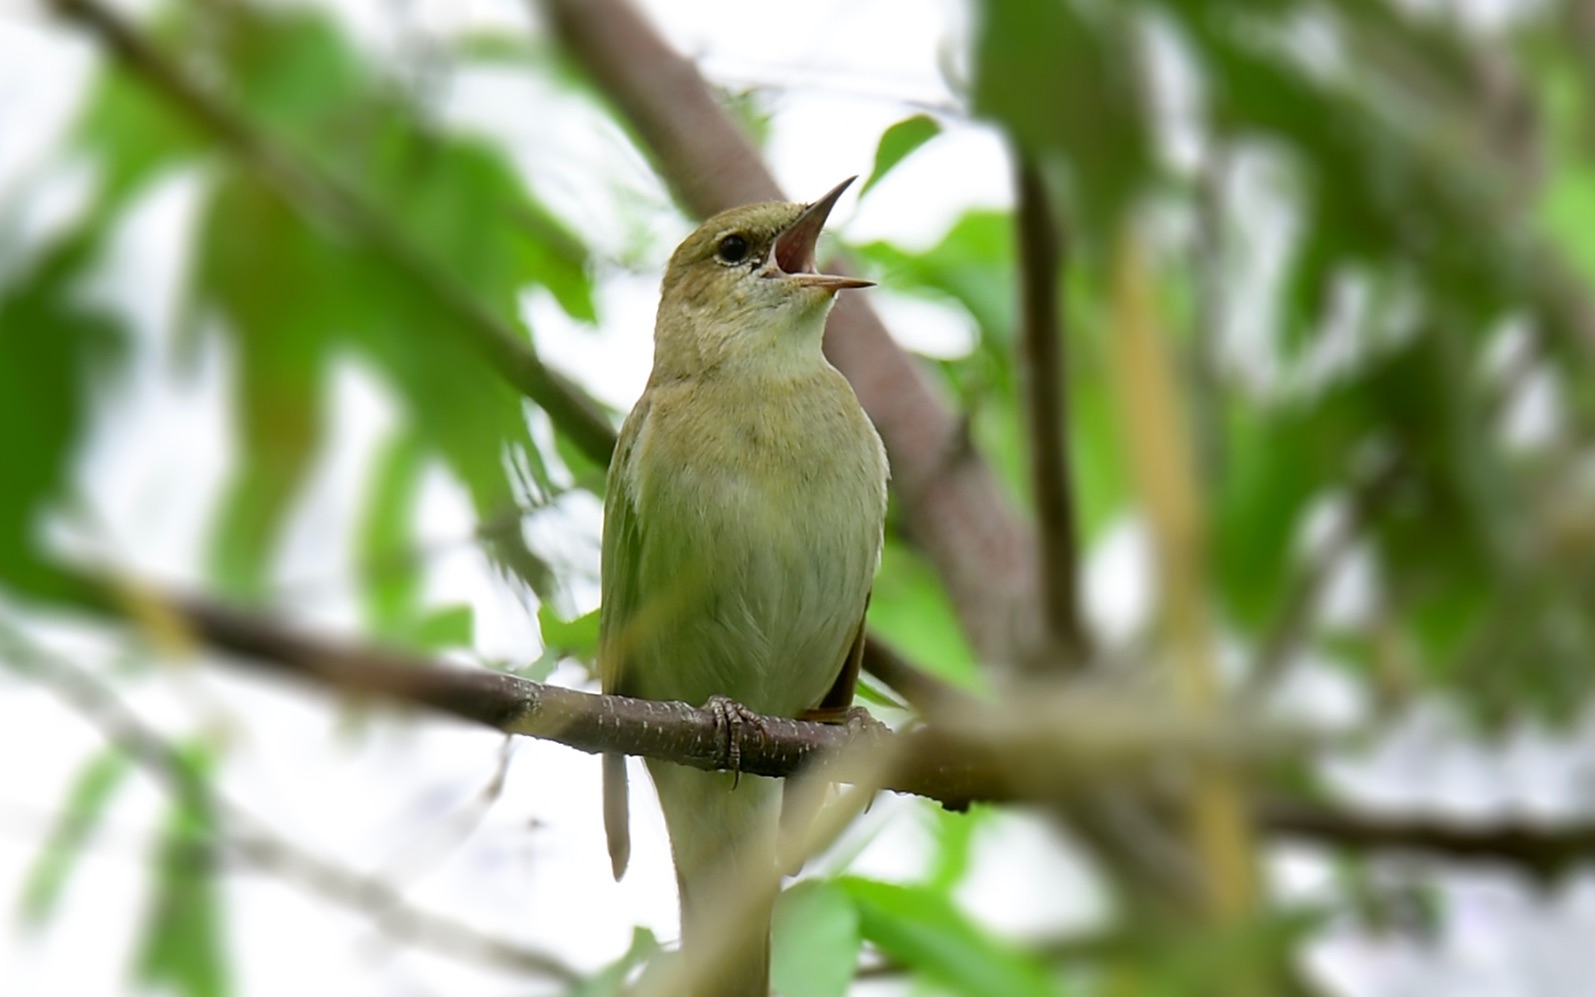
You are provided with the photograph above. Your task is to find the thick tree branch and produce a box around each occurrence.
[51,0,618,467]
[540,0,1040,670]
[1013,153,1089,671]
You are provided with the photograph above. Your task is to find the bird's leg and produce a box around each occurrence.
[706,694,767,789]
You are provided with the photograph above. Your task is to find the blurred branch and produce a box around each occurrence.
[539,0,1041,671]
[1013,152,1090,671]
[0,618,581,983]
[1262,799,1595,883]
[51,0,618,467]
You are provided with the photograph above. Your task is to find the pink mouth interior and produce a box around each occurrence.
[773,227,817,275]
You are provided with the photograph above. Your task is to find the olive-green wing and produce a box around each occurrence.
[599,398,649,880]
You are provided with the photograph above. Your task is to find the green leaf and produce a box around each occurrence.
[840,878,1061,997]
[410,604,476,650]
[564,927,659,997]
[862,115,941,195]
[856,211,1015,344]
[135,744,230,997]
[866,540,980,690]
[358,433,428,635]
[17,749,133,928]
[772,880,862,997]
[199,177,329,602]
[971,0,1150,240]
[0,231,123,601]
[217,7,367,136]
[75,45,203,208]
[1541,163,1595,290]
[926,806,987,893]
[538,604,600,661]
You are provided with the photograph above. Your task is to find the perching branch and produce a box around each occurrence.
[1013,152,1089,671]
[540,0,1040,671]
[29,573,1595,882]
[51,0,618,468]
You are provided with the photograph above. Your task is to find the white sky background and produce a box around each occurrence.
[3,0,1595,995]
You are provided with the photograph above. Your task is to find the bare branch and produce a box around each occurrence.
[1013,152,1089,671]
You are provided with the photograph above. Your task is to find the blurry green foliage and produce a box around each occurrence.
[0,233,123,601]
[772,880,863,997]
[841,877,1065,997]
[866,539,980,690]
[17,749,133,929]
[563,927,659,997]
[136,743,229,997]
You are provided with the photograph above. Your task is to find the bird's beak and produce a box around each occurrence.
[771,177,875,291]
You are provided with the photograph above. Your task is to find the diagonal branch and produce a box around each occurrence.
[540,0,1040,670]
[1013,152,1089,671]
[51,0,618,467]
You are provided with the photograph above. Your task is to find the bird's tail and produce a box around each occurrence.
[647,761,782,997]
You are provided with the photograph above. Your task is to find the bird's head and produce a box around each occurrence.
[652,178,872,379]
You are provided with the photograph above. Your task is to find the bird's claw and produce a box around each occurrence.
[706,695,766,788]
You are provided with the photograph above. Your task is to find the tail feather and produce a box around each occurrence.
[603,753,631,881]
[649,761,781,997]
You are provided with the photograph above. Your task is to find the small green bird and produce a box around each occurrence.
[599,178,887,997]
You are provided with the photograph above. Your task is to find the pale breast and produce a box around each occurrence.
[623,371,886,716]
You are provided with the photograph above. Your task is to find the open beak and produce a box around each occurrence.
[770,177,874,291]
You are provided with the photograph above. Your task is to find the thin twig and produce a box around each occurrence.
[1013,151,1089,670]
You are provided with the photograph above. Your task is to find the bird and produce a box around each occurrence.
[598,177,887,997]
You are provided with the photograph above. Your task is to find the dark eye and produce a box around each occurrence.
[716,234,749,264]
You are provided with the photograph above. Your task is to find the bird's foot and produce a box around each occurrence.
[706,695,767,789]
[801,704,887,739]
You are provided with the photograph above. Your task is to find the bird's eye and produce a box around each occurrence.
[716,234,750,264]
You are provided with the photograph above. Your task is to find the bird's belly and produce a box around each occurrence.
[629,467,878,717]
